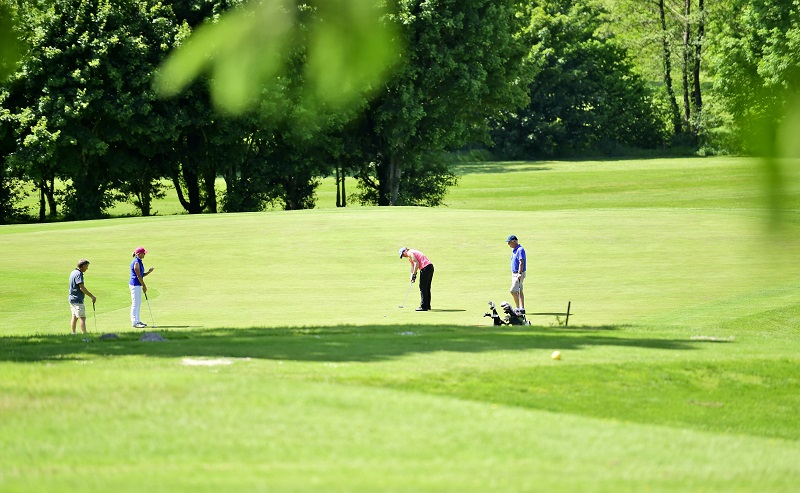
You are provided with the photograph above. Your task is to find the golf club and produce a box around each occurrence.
[144,292,156,328]
[399,281,413,308]
[92,301,97,332]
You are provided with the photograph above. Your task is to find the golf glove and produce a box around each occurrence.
[411,274,417,283]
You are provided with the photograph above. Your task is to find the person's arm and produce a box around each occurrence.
[409,254,419,282]
[518,257,525,274]
[79,283,96,303]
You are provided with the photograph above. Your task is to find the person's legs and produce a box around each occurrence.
[510,273,525,310]
[130,285,142,326]
[420,264,434,310]
[70,303,84,334]
[78,316,87,334]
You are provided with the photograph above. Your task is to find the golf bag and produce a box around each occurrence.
[484,301,529,326]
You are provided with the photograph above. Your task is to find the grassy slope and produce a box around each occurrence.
[2,157,800,492]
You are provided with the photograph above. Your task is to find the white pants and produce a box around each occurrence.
[130,285,143,326]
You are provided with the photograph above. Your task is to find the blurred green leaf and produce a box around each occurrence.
[154,0,400,116]
[0,2,24,81]
[305,0,398,107]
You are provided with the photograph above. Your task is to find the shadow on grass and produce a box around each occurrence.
[452,156,703,175]
[0,324,729,364]
[452,162,552,175]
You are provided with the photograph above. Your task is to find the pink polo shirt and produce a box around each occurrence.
[407,249,432,270]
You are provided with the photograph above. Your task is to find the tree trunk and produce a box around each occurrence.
[341,163,346,207]
[139,180,152,217]
[172,165,203,215]
[45,177,57,219]
[377,158,391,206]
[389,153,401,206]
[682,0,692,127]
[659,0,683,136]
[335,165,342,207]
[692,0,704,116]
[203,166,217,213]
[174,136,205,214]
[37,177,57,221]
[184,165,202,214]
[38,182,46,222]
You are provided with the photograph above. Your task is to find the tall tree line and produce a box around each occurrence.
[2,0,798,223]
[1,0,528,219]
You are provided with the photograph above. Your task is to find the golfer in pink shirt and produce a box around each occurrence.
[399,247,434,311]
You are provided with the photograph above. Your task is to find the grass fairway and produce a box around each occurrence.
[2,157,800,492]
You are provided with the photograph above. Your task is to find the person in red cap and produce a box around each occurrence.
[129,247,155,328]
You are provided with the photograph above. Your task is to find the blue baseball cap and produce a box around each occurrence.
[506,235,518,242]
[399,247,408,258]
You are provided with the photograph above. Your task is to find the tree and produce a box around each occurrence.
[491,0,666,159]
[4,0,182,219]
[355,0,528,205]
[0,88,29,223]
[711,0,800,155]
[604,0,710,143]
[658,0,684,137]
[153,0,398,212]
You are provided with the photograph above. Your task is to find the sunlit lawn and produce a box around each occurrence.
[2,157,800,492]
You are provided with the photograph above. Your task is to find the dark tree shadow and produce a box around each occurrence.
[452,162,552,175]
[0,323,730,364]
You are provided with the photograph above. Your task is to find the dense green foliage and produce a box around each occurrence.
[492,0,667,159]
[6,0,182,220]
[1,0,798,222]
[350,0,527,205]
[1,0,527,217]
[711,0,800,155]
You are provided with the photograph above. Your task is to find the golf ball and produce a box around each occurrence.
[551,351,561,360]
[384,314,387,317]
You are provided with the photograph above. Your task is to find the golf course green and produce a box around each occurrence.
[1,157,799,492]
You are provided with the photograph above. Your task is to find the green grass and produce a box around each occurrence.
[2,156,800,492]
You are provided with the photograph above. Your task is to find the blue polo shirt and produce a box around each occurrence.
[130,257,145,286]
[510,244,526,273]
[69,269,85,304]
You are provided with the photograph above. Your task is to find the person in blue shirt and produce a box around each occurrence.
[130,247,155,328]
[506,235,526,314]
[68,259,96,334]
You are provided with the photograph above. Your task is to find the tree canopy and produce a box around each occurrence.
[492,0,666,159]
[1,0,798,223]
